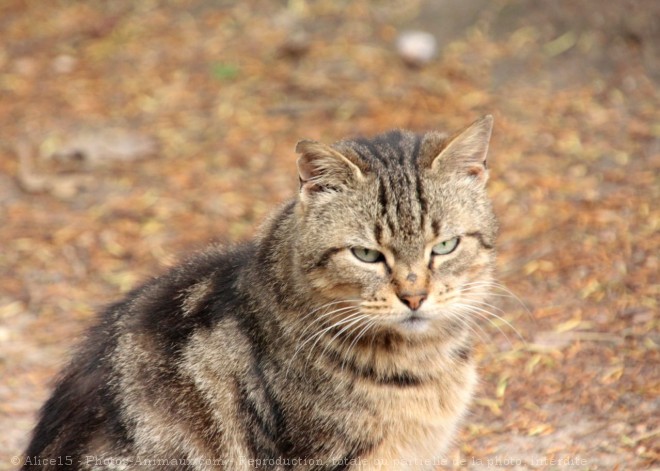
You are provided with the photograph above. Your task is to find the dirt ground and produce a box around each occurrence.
[0,0,658,469]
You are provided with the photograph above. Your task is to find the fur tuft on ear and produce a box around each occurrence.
[424,115,494,184]
[295,140,365,197]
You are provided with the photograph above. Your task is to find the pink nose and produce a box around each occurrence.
[397,292,427,311]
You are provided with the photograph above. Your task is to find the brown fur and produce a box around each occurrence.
[23,117,497,470]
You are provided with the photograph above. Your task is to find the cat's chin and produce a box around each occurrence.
[398,314,432,333]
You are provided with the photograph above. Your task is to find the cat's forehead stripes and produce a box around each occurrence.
[341,131,432,246]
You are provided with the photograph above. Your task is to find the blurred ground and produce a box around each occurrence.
[0,0,658,469]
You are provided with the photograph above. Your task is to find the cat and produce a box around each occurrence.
[22,115,498,470]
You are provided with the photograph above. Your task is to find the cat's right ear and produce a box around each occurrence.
[423,115,494,185]
[295,140,365,202]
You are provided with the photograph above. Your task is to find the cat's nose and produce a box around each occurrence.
[397,291,427,311]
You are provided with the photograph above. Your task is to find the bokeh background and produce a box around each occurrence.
[1,0,658,469]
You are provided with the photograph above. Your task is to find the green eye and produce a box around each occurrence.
[432,237,460,255]
[351,247,384,263]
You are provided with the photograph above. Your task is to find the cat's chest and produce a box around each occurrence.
[349,365,477,470]
[369,386,454,460]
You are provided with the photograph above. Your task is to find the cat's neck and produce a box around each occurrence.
[241,200,312,312]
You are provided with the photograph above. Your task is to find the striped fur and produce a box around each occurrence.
[24,117,498,470]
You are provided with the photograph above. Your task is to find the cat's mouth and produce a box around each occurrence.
[399,314,431,333]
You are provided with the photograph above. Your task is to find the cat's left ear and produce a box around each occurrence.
[295,140,365,200]
[425,115,493,184]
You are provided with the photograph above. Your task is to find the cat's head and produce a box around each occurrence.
[292,116,498,336]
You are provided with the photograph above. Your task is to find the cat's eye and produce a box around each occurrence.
[432,237,460,255]
[351,247,384,263]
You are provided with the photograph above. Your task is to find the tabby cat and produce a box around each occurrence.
[23,116,498,470]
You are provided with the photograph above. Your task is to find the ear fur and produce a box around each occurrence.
[295,140,365,197]
[427,115,494,184]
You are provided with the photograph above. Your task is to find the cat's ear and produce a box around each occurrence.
[424,115,493,184]
[295,140,365,198]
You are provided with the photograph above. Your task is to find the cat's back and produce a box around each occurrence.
[24,243,261,467]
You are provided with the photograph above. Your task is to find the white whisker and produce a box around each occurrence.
[453,302,526,346]
[316,314,370,368]
[298,299,362,324]
[285,307,361,379]
[305,311,369,372]
[339,318,378,375]
[461,281,534,322]
[444,307,490,346]
[455,305,514,347]
[296,309,362,358]
[463,297,507,315]
[296,304,361,342]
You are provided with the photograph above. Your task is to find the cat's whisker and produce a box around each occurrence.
[295,303,362,342]
[461,283,512,302]
[457,300,521,335]
[444,307,490,347]
[460,289,524,320]
[291,307,361,356]
[294,300,362,341]
[428,292,507,346]
[462,280,530,311]
[461,281,534,323]
[435,304,489,346]
[298,299,362,325]
[459,294,508,316]
[295,309,363,357]
[366,320,380,360]
[338,318,378,376]
[315,314,371,368]
[453,304,515,348]
[287,311,362,382]
[453,302,526,346]
[304,312,368,374]
[285,307,361,379]
[461,283,536,331]
[331,313,370,352]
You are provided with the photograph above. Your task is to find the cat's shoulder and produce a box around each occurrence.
[99,242,256,343]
